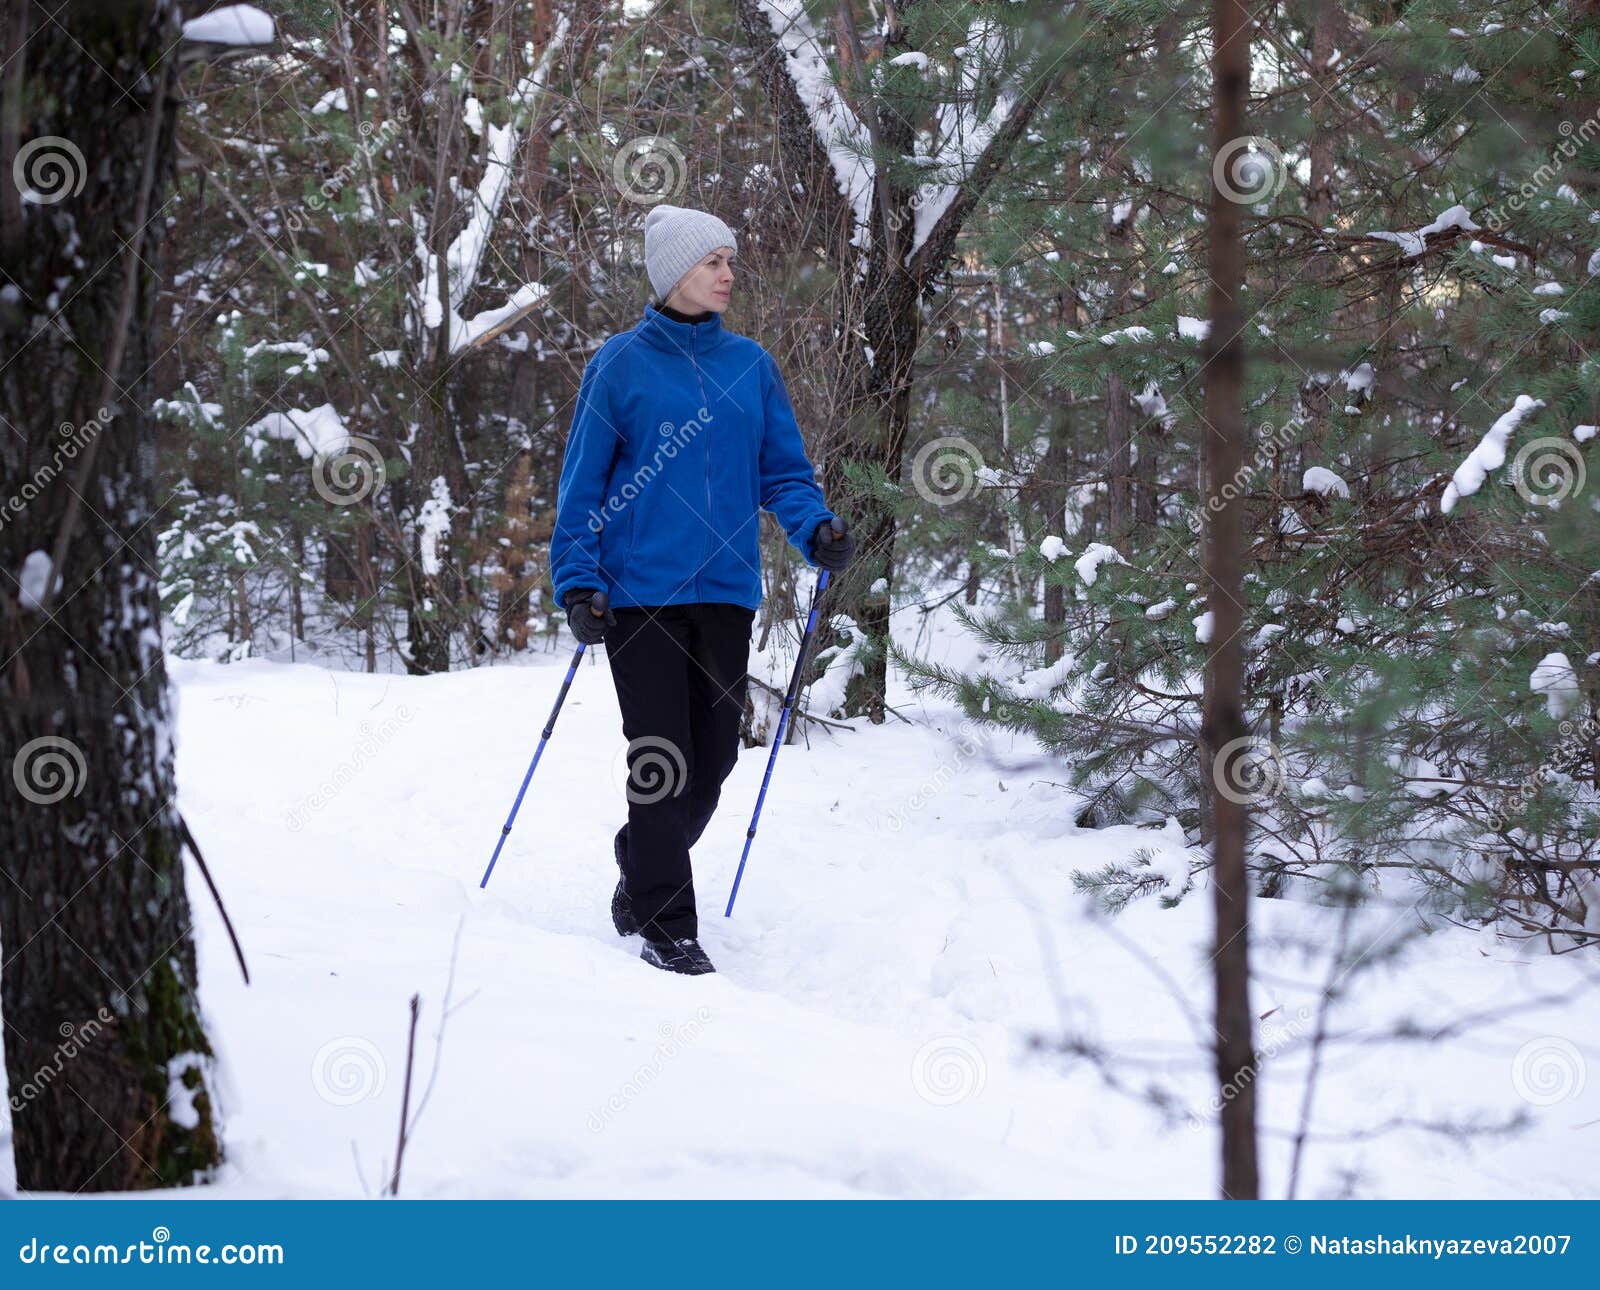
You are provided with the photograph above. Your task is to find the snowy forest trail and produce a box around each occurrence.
[37,603,1591,1200]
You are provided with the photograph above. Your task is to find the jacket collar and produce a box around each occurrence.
[637,300,729,354]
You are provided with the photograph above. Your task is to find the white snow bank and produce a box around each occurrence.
[91,600,1600,1202]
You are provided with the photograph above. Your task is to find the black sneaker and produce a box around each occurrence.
[611,827,639,936]
[611,878,640,937]
[640,936,716,976]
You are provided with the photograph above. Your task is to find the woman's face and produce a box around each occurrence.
[666,247,735,314]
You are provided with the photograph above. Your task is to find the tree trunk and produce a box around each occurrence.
[0,0,223,1191]
[1202,0,1261,1201]
[1291,0,1338,484]
[404,245,459,676]
[824,279,921,725]
[734,0,1064,725]
[1037,405,1072,663]
[1105,369,1133,539]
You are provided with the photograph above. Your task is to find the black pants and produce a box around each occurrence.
[604,602,754,941]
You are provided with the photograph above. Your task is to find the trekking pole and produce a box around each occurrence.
[725,524,840,916]
[479,590,610,889]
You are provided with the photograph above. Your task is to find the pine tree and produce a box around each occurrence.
[895,0,1600,949]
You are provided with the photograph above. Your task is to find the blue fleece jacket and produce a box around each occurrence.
[549,301,836,612]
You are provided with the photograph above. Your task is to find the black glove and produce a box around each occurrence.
[813,517,855,573]
[564,587,615,645]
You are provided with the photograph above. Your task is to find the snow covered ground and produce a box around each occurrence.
[4,597,1596,1199]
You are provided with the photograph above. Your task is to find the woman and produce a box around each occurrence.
[549,203,855,976]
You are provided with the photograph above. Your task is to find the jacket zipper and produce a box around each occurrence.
[692,325,711,602]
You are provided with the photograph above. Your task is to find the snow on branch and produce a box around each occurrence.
[181,4,274,47]
[1074,543,1126,586]
[1303,466,1350,498]
[911,16,1031,256]
[1366,204,1480,258]
[243,404,351,460]
[417,13,570,347]
[1531,652,1581,720]
[752,0,875,233]
[1440,394,1545,513]
[449,283,550,355]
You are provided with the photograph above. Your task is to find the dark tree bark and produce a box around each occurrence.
[1036,404,1071,664]
[0,0,223,1190]
[1133,406,1163,530]
[1104,186,1134,541]
[1105,369,1133,538]
[1201,0,1261,1201]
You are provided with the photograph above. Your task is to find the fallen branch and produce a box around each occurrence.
[387,993,421,1198]
[745,673,857,731]
[179,814,250,985]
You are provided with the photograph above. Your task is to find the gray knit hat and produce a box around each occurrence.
[644,203,738,302]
